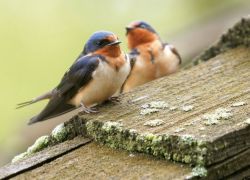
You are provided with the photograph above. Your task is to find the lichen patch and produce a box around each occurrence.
[12,152,29,163]
[169,106,178,111]
[140,101,168,115]
[144,119,165,127]
[174,127,185,133]
[27,135,50,154]
[203,108,233,126]
[191,166,207,177]
[181,105,194,112]
[141,101,169,109]
[140,108,160,115]
[244,118,250,125]
[51,123,68,142]
[12,135,50,163]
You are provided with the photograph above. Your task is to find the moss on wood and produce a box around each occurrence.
[193,16,250,65]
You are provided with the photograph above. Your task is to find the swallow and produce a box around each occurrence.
[17,31,131,124]
[16,34,98,108]
[121,21,181,93]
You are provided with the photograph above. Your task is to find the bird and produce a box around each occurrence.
[121,21,181,93]
[17,31,131,125]
[16,33,97,108]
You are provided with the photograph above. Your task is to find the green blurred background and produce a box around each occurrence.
[0,0,249,166]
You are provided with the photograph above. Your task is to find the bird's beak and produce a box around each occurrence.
[107,40,121,46]
[125,26,134,35]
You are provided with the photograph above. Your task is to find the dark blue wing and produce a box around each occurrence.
[28,55,100,124]
[128,48,139,69]
[56,55,101,99]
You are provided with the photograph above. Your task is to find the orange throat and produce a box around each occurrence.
[127,29,158,49]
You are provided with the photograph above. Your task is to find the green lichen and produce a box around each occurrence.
[184,155,192,163]
[140,101,168,115]
[181,105,194,112]
[244,118,250,125]
[11,152,29,163]
[11,135,50,163]
[51,123,68,142]
[85,120,209,166]
[191,166,208,177]
[102,121,123,132]
[169,106,177,111]
[140,108,160,115]
[11,117,84,163]
[141,101,169,109]
[174,127,185,133]
[27,135,50,153]
[143,119,164,127]
[203,108,233,126]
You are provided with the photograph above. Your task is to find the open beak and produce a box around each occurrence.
[125,26,134,35]
[107,40,121,46]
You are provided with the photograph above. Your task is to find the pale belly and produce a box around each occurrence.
[123,45,179,92]
[69,60,130,107]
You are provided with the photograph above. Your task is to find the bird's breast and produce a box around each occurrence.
[155,44,180,77]
[70,56,130,107]
[122,41,180,92]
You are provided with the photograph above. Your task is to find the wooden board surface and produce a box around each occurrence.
[0,137,92,180]
[1,47,249,179]
[77,47,250,173]
[12,142,192,180]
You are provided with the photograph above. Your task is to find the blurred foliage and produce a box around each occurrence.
[0,0,247,165]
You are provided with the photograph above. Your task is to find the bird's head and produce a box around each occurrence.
[126,21,158,49]
[83,31,121,58]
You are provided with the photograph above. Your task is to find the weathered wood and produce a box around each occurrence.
[2,16,250,178]
[2,47,249,179]
[12,143,192,180]
[206,148,250,179]
[191,16,250,66]
[76,47,249,167]
[0,137,91,180]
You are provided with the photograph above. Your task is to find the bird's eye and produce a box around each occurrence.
[97,39,110,46]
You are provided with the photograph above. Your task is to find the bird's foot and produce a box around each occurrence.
[80,103,99,114]
[102,96,120,105]
[108,96,121,103]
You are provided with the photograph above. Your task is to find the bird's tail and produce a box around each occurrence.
[16,90,53,109]
[28,95,75,125]
[16,100,36,109]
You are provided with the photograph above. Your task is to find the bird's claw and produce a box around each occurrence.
[80,106,98,114]
[80,102,99,114]
[108,96,120,103]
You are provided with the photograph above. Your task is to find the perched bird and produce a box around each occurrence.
[122,21,181,92]
[16,34,97,108]
[17,31,131,124]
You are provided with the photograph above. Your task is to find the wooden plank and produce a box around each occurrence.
[206,148,250,179]
[191,16,250,66]
[2,47,249,179]
[77,47,250,168]
[0,137,92,180]
[12,143,192,180]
